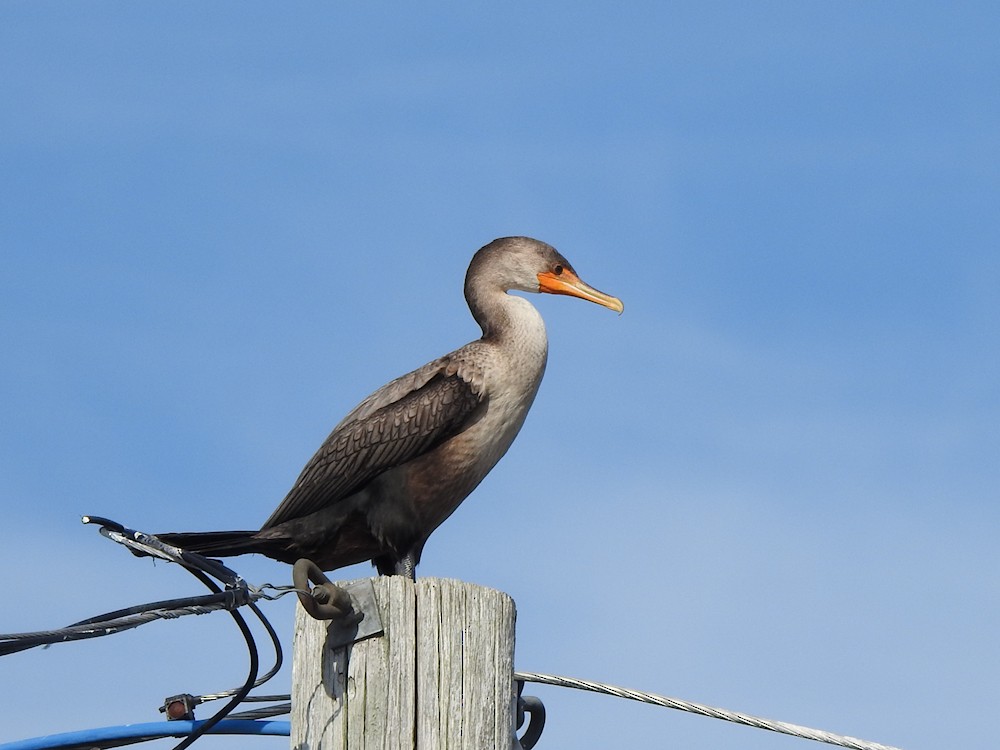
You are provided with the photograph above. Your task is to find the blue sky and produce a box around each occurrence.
[2,3,998,749]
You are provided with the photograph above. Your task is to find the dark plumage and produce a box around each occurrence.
[157,237,622,577]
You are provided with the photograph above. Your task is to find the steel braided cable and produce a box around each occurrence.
[0,603,232,655]
[0,583,298,656]
[514,671,904,750]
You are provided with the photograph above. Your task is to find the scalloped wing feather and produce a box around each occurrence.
[262,359,484,528]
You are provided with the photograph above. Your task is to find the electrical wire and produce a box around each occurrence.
[6,516,906,750]
[191,598,284,705]
[515,671,904,750]
[0,720,290,750]
[0,591,248,657]
[169,567,259,750]
[3,517,295,750]
[226,702,292,721]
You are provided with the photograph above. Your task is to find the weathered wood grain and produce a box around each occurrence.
[291,577,516,749]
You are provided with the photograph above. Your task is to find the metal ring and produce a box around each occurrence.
[291,559,357,621]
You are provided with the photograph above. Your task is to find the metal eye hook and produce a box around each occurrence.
[292,558,359,622]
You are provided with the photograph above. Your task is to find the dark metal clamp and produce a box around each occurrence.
[516,679,546,749]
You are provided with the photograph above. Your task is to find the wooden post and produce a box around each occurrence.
[291,577,518,750]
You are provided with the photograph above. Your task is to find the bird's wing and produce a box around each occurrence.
[262,364,484,528]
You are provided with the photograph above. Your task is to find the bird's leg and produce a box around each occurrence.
[374,551,418,579]
[395,552,417,580]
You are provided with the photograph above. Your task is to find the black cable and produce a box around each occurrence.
[1,607,213,657]
[70,591,239,627]
[234,694,291,703]
[5,516,287,749]
[185,598,284,707]
[0,591,244,657]
[248,599,283,689]
[227,702,291,720]
[169,567,259,750]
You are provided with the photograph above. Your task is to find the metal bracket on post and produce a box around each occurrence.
[292,558,384,649]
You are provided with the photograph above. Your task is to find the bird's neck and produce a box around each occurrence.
[467,285,548,349]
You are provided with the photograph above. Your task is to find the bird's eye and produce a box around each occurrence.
[553,264,564,276]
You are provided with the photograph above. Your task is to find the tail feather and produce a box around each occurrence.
[154,530,264,558]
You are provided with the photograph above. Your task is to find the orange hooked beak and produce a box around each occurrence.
[537,269,624,314]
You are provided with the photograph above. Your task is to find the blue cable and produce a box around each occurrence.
[0,719,290,750]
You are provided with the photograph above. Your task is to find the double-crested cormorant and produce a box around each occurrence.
[157,237,622,577]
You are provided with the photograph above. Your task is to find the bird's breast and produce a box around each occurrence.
[403,324,548,533]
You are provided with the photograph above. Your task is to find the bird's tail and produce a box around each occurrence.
[153,530,265,558]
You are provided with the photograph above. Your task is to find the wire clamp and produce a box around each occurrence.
[162,693,199,721]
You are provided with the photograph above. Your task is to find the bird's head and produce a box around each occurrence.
[467,236,623,314]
